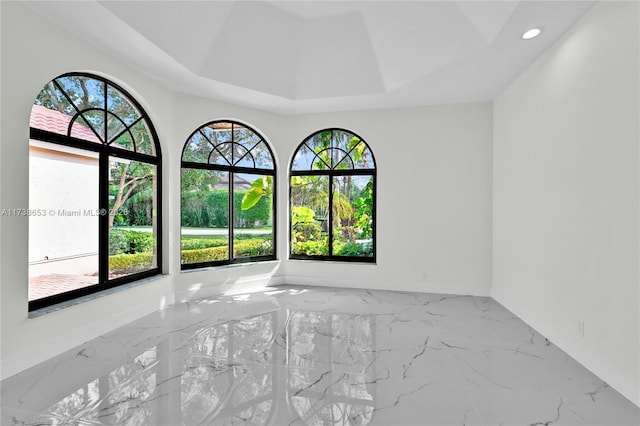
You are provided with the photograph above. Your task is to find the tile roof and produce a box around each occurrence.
[30,105,102,143]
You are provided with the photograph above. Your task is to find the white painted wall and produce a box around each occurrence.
[493,1,639,406]
[281,105,493,296]
[1,2,493,379]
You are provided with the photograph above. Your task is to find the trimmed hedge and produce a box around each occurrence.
[109,252,154,274]
[180,233,272,251]
[181,245,229,264]
[181,239,272,264]
[181,238,229,251]
[109,236,273,273]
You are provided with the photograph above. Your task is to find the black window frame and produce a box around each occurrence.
[289,128,376,263]
[28,72,163,312]
[180,120,277,270]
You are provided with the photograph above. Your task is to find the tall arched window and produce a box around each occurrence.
[181,121,276,269]
[290,128,376,262]
[29,73,162,311]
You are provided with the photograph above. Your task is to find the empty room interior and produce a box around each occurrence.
[1,1,639,425]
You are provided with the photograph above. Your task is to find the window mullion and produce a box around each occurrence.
[99,151,109,286]
[229,172,234,261]
[328,174,334,257]
[103,84,108,148]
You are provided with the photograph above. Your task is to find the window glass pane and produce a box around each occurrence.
[232,143,253,168]
[79,109,106,142]
[110,130,134,151]
[211,143,232,166]
[31,81,77,120]
[55,76,106,140]
[107,85,140,126]
[249,141,274,170]
[106,111,127,145]
[350,141,375,169]
[32,84,77,135]
[234,173,274,259]
[332,130,354,152]
[291,143,316,171]
[130,120,154,155]
[304,132,332,170]
[233,125,262,151]
[335,154,355,170]
[325,147,349,170]
[331,130,354,168]
[201,124,232,165]
[29,141,99,301]
[71,116,102,144]
[183,132,212,163]
[109,157,158,277]
[290,175,329,256]
[332,175,374,257]
[181,169,230,264]
[55,76,105,112]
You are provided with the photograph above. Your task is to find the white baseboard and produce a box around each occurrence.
[283,275,492,297]
[492,287,639,408]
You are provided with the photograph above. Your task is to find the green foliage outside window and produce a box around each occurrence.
[290,129,375,259]
[181,189,272,228]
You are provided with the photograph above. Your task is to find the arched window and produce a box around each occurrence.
[290,128,376,262]
[29,72,162,311]
[181,121,276,268]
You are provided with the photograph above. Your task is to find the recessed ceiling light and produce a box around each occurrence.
[522,27,543,40]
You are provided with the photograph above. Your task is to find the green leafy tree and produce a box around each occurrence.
[109,161,153,229]
[182,169,220,193]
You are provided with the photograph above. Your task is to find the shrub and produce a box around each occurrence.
[234,239,273,257]
[334,241,373,257]
[181,238,273,264]
[235,233,271,241]
[110,229,154,255]
[126,231,154,253]
[181,238,229,251]
[292,238,328,256]
[109,252,154,274]
[181,245,229,264]
[109,229,129,255]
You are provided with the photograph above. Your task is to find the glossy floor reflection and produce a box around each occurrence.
[2,286,638,425]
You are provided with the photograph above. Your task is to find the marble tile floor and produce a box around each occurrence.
[1,285,638,426]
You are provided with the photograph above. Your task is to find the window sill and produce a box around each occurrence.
[180,259,280,273]
[28,274,168,318]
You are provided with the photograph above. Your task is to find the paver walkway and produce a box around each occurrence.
[28,274,98,301]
